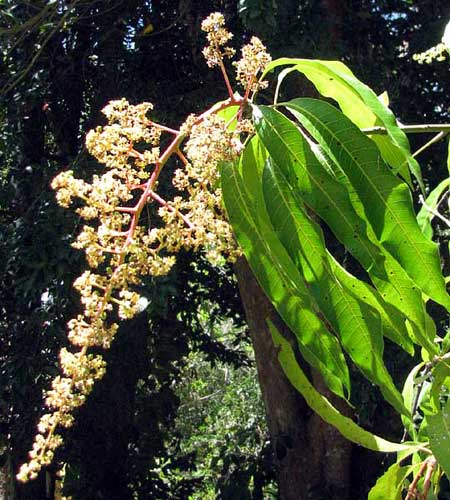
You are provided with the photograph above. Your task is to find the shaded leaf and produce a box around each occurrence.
[270,321,421,453]
[262,159,409,415]
[221,139,350,398]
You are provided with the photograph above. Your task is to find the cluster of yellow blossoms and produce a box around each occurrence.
[234,37,272,92]
[413,23,449,65]
[157,114,254,264]
[18,12,271,482]
[413,42,448,64]
[201,12,236,68]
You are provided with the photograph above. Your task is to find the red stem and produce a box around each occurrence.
[215,44,235,101]
[149,122,179,135]
[148,190,194,229]
[405,458,436,500]
[421,458,437,500]
[176,149,189,165]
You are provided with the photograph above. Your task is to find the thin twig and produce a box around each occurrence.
[116,206,137,214]
[413,131,449,158]
[150,122,180,135]
[147,190,194,229]
[421,457,437,500]
[216,46,235,100]
[1,3,55,48]
[419,195,450,228]
[401,363,432,442]
[361,124,450,135]
[176,149,189,165]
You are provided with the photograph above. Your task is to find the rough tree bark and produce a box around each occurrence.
[234,258,352,500]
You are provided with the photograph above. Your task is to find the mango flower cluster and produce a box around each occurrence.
[234,36,272,92]
[414,21,450,64]
[155,114,254,265]
[413,42,448,64]
[201,12,236,68]
[18,12,271,482]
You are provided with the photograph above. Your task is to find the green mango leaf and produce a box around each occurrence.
[221,139,350,398]
[216,103,239,129]
[417,381,439,443]
[262,57,423,190]
[442,328,450,353]
[262,159,409,415]
[273,65,298,105]
[417,178,450,239]
[378,90,390,107]
[263,155,413,355]
[285,98,450,312]
[253,104,436,354]
[427,398,450,478]
[328,262,414,356]
[368,461,412,500]
[269,321,422,453]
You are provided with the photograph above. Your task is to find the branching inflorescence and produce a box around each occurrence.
[17,13,271,481]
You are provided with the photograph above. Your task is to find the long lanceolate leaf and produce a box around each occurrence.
[262,58,423,191]
[263,159,409,415]
[221,138,350,399]
[285,98,450,313]
[270,322,421,454]
[253,105,437,354]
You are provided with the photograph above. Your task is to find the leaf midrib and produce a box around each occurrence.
[290,103,433,284]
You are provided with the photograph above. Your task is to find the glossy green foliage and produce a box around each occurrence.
[252,104,435,354]
[269,322,418,454]
[262,158,408,415]
[222,58,450,478]
[284,98,449,311]
[264,58,423,191]
[368,462,414,500]
[221,139,350,399]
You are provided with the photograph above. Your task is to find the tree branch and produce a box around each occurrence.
[361,124,450,135]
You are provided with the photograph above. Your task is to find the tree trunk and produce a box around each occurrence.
[234,258,352,500]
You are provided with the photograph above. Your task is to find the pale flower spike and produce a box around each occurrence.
[234,36,272,93]
[201,12,236,68]
[413,19,450,64]
[17,13,272,482]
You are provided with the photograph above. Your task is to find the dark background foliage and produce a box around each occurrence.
[1,1,449,499]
